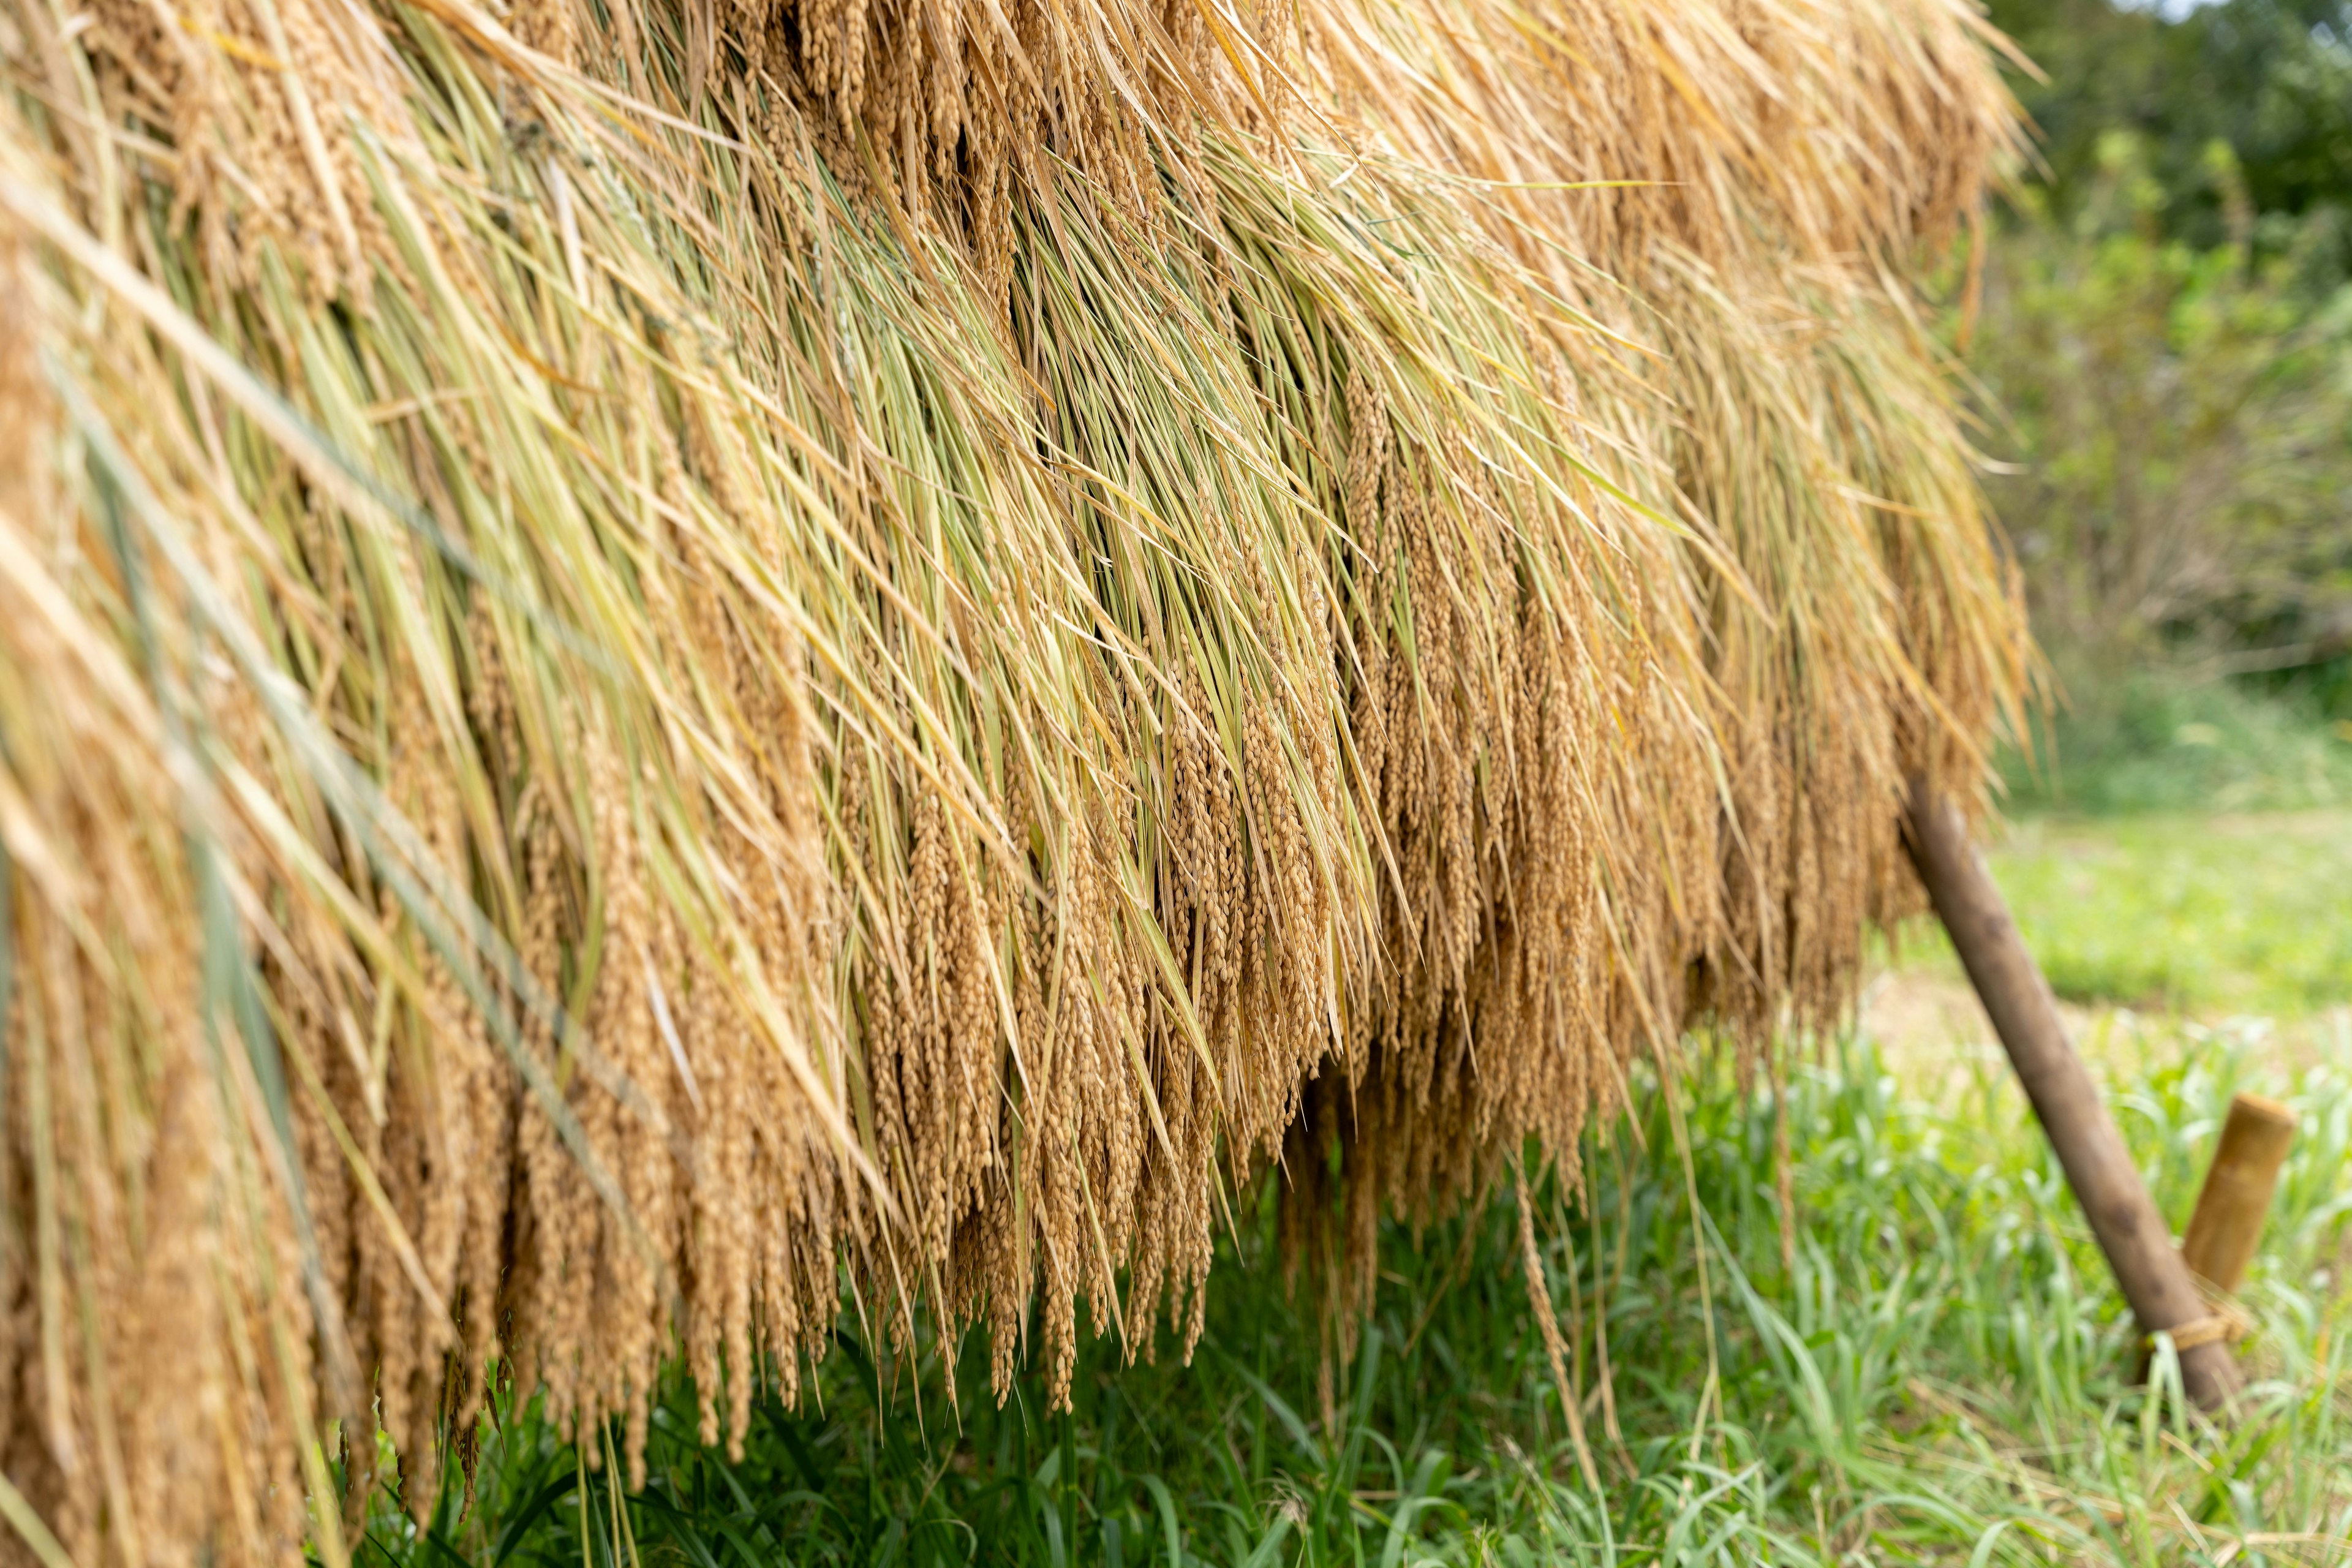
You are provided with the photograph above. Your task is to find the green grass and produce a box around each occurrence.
[2000,668,2352,818]
[1969,810,2352,1016]
[360,948,2352,1566]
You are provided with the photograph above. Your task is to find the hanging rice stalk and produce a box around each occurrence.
[0,0,2028,1558]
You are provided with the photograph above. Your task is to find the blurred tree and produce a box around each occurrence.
[1986,0,2352,279]
[1961,0,2352,765]
[1973,138,2352,670]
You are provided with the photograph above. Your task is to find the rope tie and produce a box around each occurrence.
[2143,1282,2255,1354]
[2148,1314,2237,1353]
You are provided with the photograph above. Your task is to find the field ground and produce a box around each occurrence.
[374,812,2352,1567]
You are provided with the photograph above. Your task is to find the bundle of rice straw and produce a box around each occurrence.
[0,0,2027,1557]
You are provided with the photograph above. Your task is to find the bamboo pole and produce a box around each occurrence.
[2182,1093,2297,1297]
[1902,779,2243,1411]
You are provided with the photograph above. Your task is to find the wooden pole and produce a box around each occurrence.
[2181,1093,2296,1297]
[1902,778,2243,1411]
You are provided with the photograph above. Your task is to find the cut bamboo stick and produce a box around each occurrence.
[1902,779,2243,1412]
[2182,1093,2297,1298]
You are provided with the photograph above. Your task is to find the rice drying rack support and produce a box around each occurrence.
[1902,780,2290,1415]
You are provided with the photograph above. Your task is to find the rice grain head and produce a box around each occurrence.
[0,0,2029,1555]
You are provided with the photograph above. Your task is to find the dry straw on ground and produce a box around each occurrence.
[0,0,2027,1561]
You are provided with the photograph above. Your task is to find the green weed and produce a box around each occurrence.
[1891,811,2352,1016]
[2000,674,2352,819]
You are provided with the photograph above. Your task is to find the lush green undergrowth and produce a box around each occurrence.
[1959,809,2352,1016]
[363,1019,2352,1567]
[1999,674,2352,820]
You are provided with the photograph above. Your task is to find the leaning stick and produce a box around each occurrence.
[1902,779,2243,1411]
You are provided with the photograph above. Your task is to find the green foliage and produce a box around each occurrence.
[1970,148,2352,671]
[1985,0,2352,274]
[2000,668,2352,815]
[1974,809,2352,1011]
[366,1000,2352,1564]
[1962,0,2352,757]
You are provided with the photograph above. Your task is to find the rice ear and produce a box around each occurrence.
[0,0,2027,1551]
